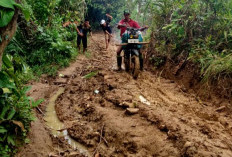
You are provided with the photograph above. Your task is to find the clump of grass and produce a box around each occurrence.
[202,54,232,83]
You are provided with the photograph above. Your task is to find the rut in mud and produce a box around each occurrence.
[49,33,232,157]
[18,33,232,157]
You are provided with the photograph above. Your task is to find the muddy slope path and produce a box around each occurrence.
[36,33,232,157]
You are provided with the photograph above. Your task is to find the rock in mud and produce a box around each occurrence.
[94,153,100,157]
[126,108,139,115]
[184,141,193,148]
[49,152,59,157]
[53,78,67,85]
[104,75,112,80]
[98,70,108,76]
[158,124,168,132]
[167,130,178,140]
[69,151,82,157]
[215,106,226,112]
[119,102,135,108]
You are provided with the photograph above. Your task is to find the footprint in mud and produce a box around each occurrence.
[123,140,138,154]
[68,123,99,147]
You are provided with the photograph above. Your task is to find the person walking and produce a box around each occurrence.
[76,19,93,53]
[100,14,113,50]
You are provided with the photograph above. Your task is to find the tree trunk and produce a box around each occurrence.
[0,1,20,70]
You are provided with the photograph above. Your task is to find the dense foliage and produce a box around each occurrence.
[0,0,87,155]
[0,54,42,156]
[1,0,232,155]
[86,0,125,29]
[128,0,232,86]
[5,0,89,77]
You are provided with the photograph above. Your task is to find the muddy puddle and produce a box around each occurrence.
[44,88,91,157]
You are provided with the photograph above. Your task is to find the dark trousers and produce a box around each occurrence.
[77,35,87,48]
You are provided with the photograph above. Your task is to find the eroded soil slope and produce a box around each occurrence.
[53,33,232,157]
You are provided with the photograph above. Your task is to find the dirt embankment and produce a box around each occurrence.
[147,36,232,102]
[18,33,232,157]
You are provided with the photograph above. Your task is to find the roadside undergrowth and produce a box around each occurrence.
[146,0,232,98]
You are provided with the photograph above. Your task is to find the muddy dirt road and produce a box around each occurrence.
[18,33,232,157]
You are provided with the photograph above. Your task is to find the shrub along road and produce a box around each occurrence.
[17,33,232,157]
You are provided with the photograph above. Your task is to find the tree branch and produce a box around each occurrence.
[0,0,20,70]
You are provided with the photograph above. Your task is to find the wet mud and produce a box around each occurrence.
[53,34,232,156]
[18,33,232,157]
[44,88,90,156]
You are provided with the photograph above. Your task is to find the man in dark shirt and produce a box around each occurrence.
[100,14,113,50]
[76,19,93,53]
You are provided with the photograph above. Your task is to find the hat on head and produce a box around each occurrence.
[100,19,106,25]
[124,10,130,15]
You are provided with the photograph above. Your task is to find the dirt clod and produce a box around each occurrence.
[119,102,135,108]
[126,108,139,115]
[215,106,226,112]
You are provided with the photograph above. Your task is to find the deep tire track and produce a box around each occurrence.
[54,33,232,157]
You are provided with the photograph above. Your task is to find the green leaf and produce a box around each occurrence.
[0,72,15,89]
[12,2,22,9]
[7,108,16,120]
[82,71,98,79]
[7,135,15,146]
[20,86,32,95]
[2,54,13,69]
[22,8,30,21]
[12,2,30,21]
[0,0,15,9]
[0,9,15,27]
[0,105,10,120]
[25,138,30,144]
[31,99,44,108]
[0,127,7,134]
[2,88,11,94]
[162,24,173,30]
[24,86,32,93]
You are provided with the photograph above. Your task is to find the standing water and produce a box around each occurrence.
[44,88,90,156]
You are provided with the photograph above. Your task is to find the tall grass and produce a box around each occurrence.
[202,54,232,83]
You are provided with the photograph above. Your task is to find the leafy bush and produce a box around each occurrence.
[1,0,85,155]
[25,0,49,24]
[129,0,232,86]
[0,55,42,156]
[86,0,125,28]
[5,23,77,76]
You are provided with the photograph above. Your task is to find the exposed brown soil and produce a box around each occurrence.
[147,39,232,100]
[17,33,232,157]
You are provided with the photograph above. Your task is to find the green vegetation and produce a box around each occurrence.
[0,0,29,27]
[5,0,87,77]
[86,0,125,28]
[0,54,43,156]
[0,0,87,155]
[127,0,232,86]
[83,71,98,79]
[1,0,232,155]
